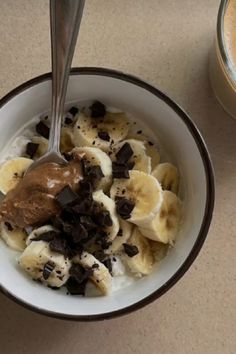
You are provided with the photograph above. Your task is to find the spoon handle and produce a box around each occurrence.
[48,0,85,153]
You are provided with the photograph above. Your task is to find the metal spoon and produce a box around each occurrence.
[27,0,85,173]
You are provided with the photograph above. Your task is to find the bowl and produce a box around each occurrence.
[0,67,214,320]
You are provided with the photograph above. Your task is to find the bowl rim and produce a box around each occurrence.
[0,67,215,321]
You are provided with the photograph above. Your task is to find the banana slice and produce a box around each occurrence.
[111,139,151,173]
[0,157,33,194]
[110,170,163,227]
[152,162,179,194]
[73,147,112,191]
[73,112,129,152]
[26,225,58,246]
[106,219,133,255]
[92,190,119,240]
[149,240,169,262]
[31,136,48,158]
[73,252,112,295]
[139,191,182,244]
[123,227,154,276]
[0,222,27,251]
[60,127,74,153]
[19,241,71,287]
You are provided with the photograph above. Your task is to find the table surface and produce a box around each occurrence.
[0,1,235,353]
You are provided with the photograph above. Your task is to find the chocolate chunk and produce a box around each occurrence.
[137,130,142,134]
[115,143,133,163]
[66,277,87,295]
[117,228,123,237]
[123,243,139,257]
[71,223,88,243]
[26,142,39,159]
[56,186,78,207]
[80,215,97,230]
[94,211,113,227]
[127,161,135,170]
[148,141,154,146]
[64,116,73,125]
[115,197,135,219]
[92,263,99,269]
[102,257,112,274]
[93,249,106,262]
[33,230,58,242]
[84,165,104,182]
[79,180,93,197]
[72,197,94,215]
[112,162,130,179]
[36,121,50,139]
[98,131,110,141]
[4,222,13,231]
[49,238,68,257]
[42,261,55,280]
[90,101,106,118]
[97,238,112,250]
[69,263,93,283]
[68,106,79,116]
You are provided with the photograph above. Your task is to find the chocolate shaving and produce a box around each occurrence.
[33,230,58,242]
[42,261,55,280]
[4,222,13,231]
[112,162,130,179]
[56,186,78,207]
[123,243,139,257]
[115,143,133,163]
[94,211,113,227]
[36,121,50,139]
[98,131,110,141]
[90,101,106,118]
[115,197,135,219]
[26,142,39,159]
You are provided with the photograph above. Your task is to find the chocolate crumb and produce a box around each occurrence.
[33,230,58,242]
[64,117,73,125]
[113,257,117,262]
[148,141,154,146]
[123,243,139,257]
[98,131,110,141]
[36,121,50,139]
[112,162,129,179]
[92,263,99,269]
[94,210,113,227]
[26,142,39,159]
[42,261,55,280]
[115,197,135,219]
[92,141,95,145]
[115,143,133,163]
[137,130,142,134]
[90,101,106,118]
[117,228,123,237]
[102,257,112,274]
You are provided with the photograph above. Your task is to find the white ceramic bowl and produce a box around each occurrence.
[0,68,214,320]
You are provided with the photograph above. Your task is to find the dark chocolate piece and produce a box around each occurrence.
[117,228,123,237]
[102,257,112,274]
[90,101,106,118]
[123,243,139,257]
[112,162,130,179]
[115,142,133,163]
[64,116,73,125]
[137,130,142,134]
[4,222,13,231]
[36,121,50,139]
[148,141,154,146]
[68,106,79,116]
[33,230,58,242]
[66,277,87,295]
[94,211,113,227]
[80,215,97,230]
[84,165,104,184]
[115,197,135,219]
[56,186,78,207]
[26,142,39,159]
[42,261,55,280]
[69,263,93,283]
[98,131,110,141]
[49,238,68,257]
[71,223,88,243]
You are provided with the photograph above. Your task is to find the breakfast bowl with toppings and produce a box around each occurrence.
[0,68,214,320]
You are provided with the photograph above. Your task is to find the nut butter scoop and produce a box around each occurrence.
[0,160,83,228]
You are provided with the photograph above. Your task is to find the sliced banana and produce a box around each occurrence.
[73,147,112,191]
[152,162,179,194]
[74,252,112,295]
[0,157,33,194]
[111,139,151,173]
[110,170,163,227]
[123,227,154,277]
[31,136,49,158]
[139,191,182,244]
[60,127,74,153]
[106,219,133,255]
[73,112,129,152]
[26,225,58,246]
[148,240,169,262]
[0,222,27,251]
[92,190,119,240]
[19,241,71,287]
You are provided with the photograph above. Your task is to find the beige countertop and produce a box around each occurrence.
[0,1,235,353]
